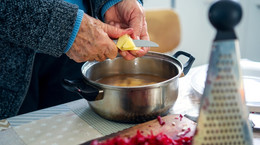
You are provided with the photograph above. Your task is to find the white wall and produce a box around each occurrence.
[238,0,260,62]
[143,0,260,67]
[174,0,215,66]
[143,0,172,9]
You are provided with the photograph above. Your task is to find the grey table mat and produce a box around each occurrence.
[67,99,135,136]
[7,104,70,126]
[6,99,135,136]
[0,128,26,145]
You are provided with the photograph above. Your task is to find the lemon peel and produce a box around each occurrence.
[116,34,140,51]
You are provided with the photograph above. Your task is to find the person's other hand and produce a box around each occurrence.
[105,0,150,60]
[66,13,133,62]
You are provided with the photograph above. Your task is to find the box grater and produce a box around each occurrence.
[193,0,253,145]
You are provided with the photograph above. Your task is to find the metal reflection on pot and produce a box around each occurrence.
[62,51,195,123]
[96,74,168,87]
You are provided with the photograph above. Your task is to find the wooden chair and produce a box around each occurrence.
[145,9,181,53]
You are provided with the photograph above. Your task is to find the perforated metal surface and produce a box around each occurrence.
[193,41,253,145]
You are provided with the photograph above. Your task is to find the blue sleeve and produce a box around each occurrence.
[64,9,84,53]
[101,0,143,22]
[64,0,87,12]
[64,0,87,53]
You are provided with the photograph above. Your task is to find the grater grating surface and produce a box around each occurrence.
[193,41,253,145]
[193,0,253,144]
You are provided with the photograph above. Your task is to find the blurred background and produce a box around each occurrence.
[143,0,260,67]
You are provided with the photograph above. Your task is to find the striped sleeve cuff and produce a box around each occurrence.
[101,0,143,22]
[64,9,84,53]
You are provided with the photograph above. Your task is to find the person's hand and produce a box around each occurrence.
[105,0,150,60]
[66,13,133,62]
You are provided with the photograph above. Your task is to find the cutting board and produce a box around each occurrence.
[81,114,197,145]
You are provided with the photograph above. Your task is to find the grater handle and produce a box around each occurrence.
[208,0,242,41]
[173,51,195,75]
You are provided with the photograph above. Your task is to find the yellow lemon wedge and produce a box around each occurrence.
[116,35,128,49]
[116,34,140,51]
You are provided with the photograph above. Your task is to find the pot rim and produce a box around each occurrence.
[81,51,183,89]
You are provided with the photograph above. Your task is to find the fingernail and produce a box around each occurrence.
[136,36,140,40]
[109,21,114,25]
[126,28,133,32]
[121,51,126,57]
[131,51,137,56]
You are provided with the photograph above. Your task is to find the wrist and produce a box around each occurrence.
[101,0,122,22]
[64,9,84,53]
[101,0,143,22]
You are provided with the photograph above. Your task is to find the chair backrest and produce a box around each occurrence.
[145,9,180,53]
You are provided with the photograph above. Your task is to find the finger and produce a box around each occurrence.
[140,17,150,41]
[109,21,115,26]
[95,57,101,62]
[115,23,121,28]
[107,21,129,29]
[138,19,150,56]
[97,54,106,62]
[129,19,150,57]
[66,46,85,63]
[102,23,133,38]
[105,42,118,59]
[104,52,117,60]
[88,55,96,61]
[119,50,136,60]
[129,13,143,39]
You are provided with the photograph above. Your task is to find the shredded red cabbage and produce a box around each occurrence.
[90,130,193,145]
[157,116,165,126]
[179,114,183,121]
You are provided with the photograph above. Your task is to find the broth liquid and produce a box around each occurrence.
[96,74,167,87]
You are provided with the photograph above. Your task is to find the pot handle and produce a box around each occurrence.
[173,51,195,75]
[61,79,103,101]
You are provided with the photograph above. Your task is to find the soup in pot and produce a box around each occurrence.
[96,74,167,87]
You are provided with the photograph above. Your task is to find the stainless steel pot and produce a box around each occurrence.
[62,51,194,123]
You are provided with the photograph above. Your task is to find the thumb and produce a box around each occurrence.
[129,15,143,39]
[102,23,133,38]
